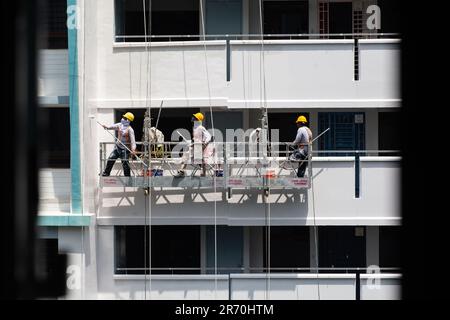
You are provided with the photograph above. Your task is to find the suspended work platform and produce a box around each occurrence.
[99,141,311,190]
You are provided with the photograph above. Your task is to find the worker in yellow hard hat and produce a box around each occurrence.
[101,111,137,177]
[192,112,204,122]
[176,112,215,177]
[290,115,313,177]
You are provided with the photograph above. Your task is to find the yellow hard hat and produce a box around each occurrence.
[193,112,204,121]
[296,115,307,123]
[123,112,135,122]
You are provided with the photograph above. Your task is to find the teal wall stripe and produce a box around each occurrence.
[37,215,91,226]
[68,0,82,214]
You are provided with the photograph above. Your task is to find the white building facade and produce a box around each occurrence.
[37,0,401,300]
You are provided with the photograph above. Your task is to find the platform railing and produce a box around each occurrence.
[99,141,400,189]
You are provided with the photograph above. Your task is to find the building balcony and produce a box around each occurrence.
[90,35,400,110]
[95,272,401,300]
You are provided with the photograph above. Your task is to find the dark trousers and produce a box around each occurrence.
[103,147,131,176]
[292,149,308,178]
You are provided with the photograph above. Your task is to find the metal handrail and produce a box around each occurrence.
[115,32,400,42]
[116,267,401,271]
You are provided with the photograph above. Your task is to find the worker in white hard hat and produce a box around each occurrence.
[176,112,214,177]
[290,115,312,177]
[101,112,137,177]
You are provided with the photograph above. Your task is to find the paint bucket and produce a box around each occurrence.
[215,170,224,177]
[263,168,276,178]
[151,169,164,176]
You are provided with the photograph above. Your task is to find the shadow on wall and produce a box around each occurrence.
[98,188,309,219]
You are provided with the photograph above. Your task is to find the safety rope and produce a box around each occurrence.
[199,0,218,299]
[142,0,153,300]
[310,143,321,300]
[257,0,271,300]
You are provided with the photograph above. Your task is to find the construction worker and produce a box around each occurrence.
[147,126,165,158]
[176,112,214,177]
[290,115,312,177]
[101,112,137,177]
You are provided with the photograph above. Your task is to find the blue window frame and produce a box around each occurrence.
[318,112,365,156]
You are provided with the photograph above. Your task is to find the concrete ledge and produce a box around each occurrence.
[114,274,229,281]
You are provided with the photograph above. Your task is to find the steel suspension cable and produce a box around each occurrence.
[142,0,153,301]
[199,0,219,300]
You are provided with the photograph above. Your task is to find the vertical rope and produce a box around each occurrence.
[258,0,271,300]
[142,0,153,300]
[199,0,218,300]
[310,144,321,300]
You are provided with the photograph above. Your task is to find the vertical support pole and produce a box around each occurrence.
[355,269,361,300]
[355,151,360,198]
[226,39,231,82]
[354,39,360,81]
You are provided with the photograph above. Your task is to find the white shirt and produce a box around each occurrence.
[107,123,137,151]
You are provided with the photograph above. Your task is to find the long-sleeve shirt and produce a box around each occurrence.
[293,126,312,153]
[193,124,212,145]
[107,123,136,151]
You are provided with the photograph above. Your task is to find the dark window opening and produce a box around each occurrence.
[378,112,401,154]
[378,0,401,34]
[115,0,199,42]
[268,112,310,142]
[318,226,366,272]
[39,0,68,49]
[263,226,310,272]
[40,107,70,168]
[329,2,353,37]
[379,227,401,269]
[263,1,309,39]
[115,226,201,274]
[206,226,243,274]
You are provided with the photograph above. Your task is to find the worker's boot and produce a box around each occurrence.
[175,170,185,178]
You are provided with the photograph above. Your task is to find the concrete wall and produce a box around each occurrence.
[38,49,69,100]
[38,169,71,214]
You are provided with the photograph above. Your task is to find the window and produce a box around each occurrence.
[39,0,68,49]
[328,2,353,35]
[115,226,201,274]
[206,226,243,274]
[40,107,70,168]
[318,112,365,156]
[318,227,366,272]
[378,112,401,154]
[115,0,199,42]
[263,226,310,272]
[268,112,310,142]
[206,0,242,35]
[263,1,309,38]
[378,0,401,34]
[379,227,401,269]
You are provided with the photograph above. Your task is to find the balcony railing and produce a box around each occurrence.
[114,33,401,43]
[111,267,401,300]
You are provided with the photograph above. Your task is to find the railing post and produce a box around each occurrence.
[355,269,361,300]
[355,151,360,198]
[226,39,231,82]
